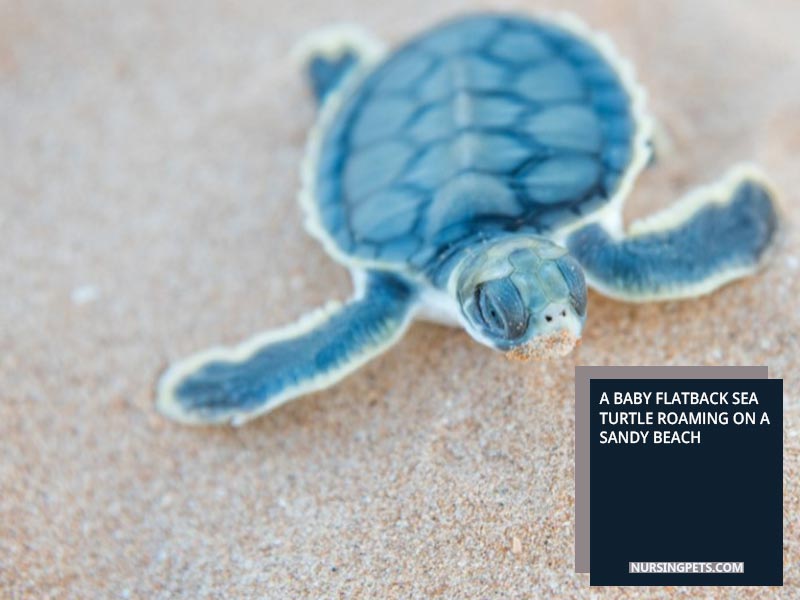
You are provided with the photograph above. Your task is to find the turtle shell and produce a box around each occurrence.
[310,14,646,270]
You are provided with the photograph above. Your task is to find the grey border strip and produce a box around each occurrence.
[574,366,768,573]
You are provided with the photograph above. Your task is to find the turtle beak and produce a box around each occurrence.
[504,329,580,361]
[503,300,584,361]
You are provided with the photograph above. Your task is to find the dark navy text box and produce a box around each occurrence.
[589,378,782,586]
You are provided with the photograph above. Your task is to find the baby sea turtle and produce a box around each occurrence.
[158,13,780,425]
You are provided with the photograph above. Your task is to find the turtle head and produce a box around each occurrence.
[454,236,587,360]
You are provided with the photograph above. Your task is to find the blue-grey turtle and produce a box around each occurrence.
[158,13,780,425]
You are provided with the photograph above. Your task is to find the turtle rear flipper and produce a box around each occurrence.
[566,165,780,302]
[157,272,417,426]
[292,24,384,104]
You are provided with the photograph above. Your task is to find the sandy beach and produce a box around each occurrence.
[1,0,798,597]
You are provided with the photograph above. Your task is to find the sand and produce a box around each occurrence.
[1,0,798,597]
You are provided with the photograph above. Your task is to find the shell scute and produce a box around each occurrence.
[515,60,585,102]
[519,155,602,205]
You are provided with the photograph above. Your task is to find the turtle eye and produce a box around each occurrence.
[475,278,528,340]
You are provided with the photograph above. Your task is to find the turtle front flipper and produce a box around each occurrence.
[293,25,385,105]
[157,272,418,426]
[566,166,780,302]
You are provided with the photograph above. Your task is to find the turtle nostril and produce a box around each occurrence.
[561,310,566,317]
[545,315,553,322]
